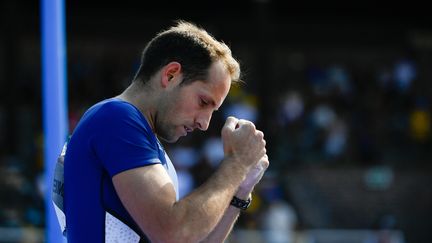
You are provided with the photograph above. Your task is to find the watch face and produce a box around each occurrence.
[230,196,251,210]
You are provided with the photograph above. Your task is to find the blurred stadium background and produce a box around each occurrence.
[0,1,431,242]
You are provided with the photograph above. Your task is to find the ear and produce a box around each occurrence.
[161,62,182,88]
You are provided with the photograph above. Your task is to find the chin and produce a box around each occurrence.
[158,135,180,144]
[155,127,180,143]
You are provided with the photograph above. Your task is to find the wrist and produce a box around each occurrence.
[230,195,252,211]
[235,189,252,200]
[227,156,249,173]
[221,156,249,182]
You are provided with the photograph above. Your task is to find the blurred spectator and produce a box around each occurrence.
[169,145,199,198]
[169,145,199,169]
[364,214,402,243]
[327,64,352,97]
[176,169,195,199]
[279,90,304,125]
[262,200,298,243]
[324,118,348,159]
[393,59,416,94]
[260,174,298,243]
[223,85,259,123]
[201,136,225,168]
[311,104,336,130]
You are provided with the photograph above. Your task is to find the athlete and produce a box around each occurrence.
[56,20,269,243]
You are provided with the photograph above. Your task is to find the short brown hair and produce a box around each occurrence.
[133,20,241,85]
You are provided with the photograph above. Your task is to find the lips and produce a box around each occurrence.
[184,126,193,133]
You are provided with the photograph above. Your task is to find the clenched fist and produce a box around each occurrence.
[221,117,266,172]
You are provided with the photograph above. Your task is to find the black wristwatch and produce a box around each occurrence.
[230,196,252,210]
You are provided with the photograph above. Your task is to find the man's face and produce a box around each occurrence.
[155,61,231,143]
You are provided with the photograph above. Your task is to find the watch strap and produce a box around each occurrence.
[230,196,251,210]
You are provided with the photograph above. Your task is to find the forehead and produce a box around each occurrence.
[191,61,231,108]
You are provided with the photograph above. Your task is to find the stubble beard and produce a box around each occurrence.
[156,125,179,143]
[154,87,183,143]
[154,111,180,144]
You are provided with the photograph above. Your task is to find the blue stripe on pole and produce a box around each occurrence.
[41,0,68,242]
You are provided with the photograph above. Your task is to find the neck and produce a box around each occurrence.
[116,81,157,132]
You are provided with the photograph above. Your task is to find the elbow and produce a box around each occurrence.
[137,203,214,242]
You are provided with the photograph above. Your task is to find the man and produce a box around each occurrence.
[61,20,269,242]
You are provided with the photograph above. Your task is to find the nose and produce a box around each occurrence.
[196,111,212,131]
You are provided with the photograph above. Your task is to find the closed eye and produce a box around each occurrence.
[200,98,209,107]
[199,95,218,110]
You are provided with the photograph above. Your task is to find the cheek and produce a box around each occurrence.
[171,95,197,118]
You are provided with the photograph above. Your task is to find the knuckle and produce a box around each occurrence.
[222,125,233,134]
[248,121,256,129]
[244,123,255,132]
[256,130,264,138]
[240,120,255,130]
[227,116,236,121]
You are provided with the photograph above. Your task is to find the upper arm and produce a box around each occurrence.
[112,164,177,242]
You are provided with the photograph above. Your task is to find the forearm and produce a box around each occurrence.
[201,190,251,243]
[167,157,248,242]
[200,205,241,243]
